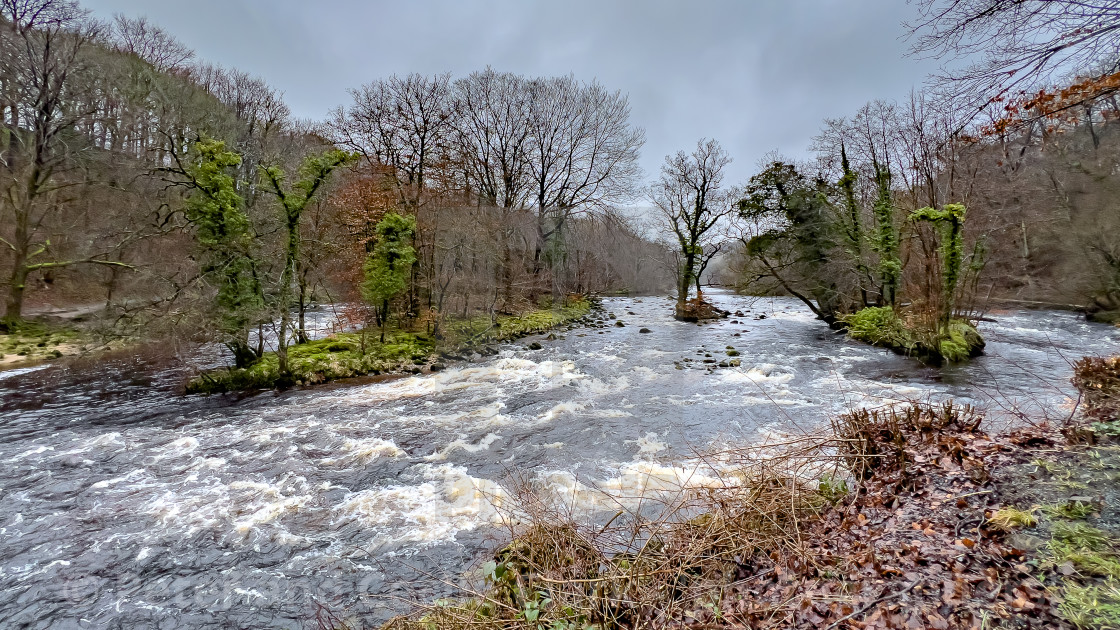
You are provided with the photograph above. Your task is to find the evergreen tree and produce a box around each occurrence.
[183,139,264,367]
[362,212,417,343]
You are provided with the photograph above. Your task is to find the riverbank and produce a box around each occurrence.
[0,319,116,371]
[379,355,1120,630]
[186,297,594,393]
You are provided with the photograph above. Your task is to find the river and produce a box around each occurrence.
[2,290,1118,628]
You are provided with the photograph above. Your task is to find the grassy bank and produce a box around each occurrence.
[844,306,985,364]
[187,298,593,393]
[0,320,105,370]
[365,356,1120,630]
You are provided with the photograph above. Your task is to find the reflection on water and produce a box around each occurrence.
[1,291,1118,627]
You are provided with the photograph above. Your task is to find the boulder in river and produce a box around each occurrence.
[639,328,652,333]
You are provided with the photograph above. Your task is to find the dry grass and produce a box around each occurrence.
[373,404,1000,629]
[1073,356,1120,422]
[830,400,983,481]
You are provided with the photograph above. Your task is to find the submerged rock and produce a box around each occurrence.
[527,342,543,350]
[639,328,652,334]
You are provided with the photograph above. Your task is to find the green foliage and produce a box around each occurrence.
[362,212,418,312]
[262,149,357,226]
[817,474,849,504]
[910,203,968,330]
[937,321,984,363]
[1042,500,1097,520]
[1050,522,1120,579]
[872,163,900,306]
[739,161,846,320]
[187,299,591,392]
[261,148,356,371]
[844,306,912,349]
[845,307,983,363]
[1060,581,1120,630]
[184,139,262,361]
[0,321,87,363]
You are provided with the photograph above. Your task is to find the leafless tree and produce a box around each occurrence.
[0,0,134,324]
[651,138,734,315]
[909,0,1120,117]
[330,72,453,208]
[109,14,194,72]
[524,75,644,295]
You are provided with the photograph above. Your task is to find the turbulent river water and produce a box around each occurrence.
[2,290,1119,629]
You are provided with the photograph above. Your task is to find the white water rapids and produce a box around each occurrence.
[1,290,1118,628]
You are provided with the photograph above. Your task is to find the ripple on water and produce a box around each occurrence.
[2,291,1119,627]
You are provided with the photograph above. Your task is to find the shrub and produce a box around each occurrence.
[1073,356,1120,422]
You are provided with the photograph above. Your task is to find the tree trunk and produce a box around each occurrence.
[4,264,28,326]
[297,269,309,344]
[677,252,695,307]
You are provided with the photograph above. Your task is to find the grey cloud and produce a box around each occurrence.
[83,0,940,184]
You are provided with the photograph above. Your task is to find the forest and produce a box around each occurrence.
[1,0,1118,381]
[4,2,1120,630]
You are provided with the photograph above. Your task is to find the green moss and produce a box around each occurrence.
[0,320,89,367]
[844,307,983,364]
[844,307,914,351]
[937,321,985,362]
[188,298,592,393]
[1042,500,1097,520]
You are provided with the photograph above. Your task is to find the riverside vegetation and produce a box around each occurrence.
[3,1,1120,627]
[363,355,1120,630]
[187,296,592,393]
[5,1,1120,380]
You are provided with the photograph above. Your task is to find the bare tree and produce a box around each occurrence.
[451,68,533,210]
[109,14,194,72]
[330,72,453,208]
[651,138,734,317]
[524,74,644,297]
[909,0,1120,117]
[0,0,133,325]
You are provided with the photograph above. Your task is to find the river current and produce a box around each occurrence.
[2,290,1118,628]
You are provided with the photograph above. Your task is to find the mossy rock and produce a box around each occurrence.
[1087,309,1120,325]
[844,307,984,365]
[936,321,985,363]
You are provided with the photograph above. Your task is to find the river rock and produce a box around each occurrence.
[528,342,543,350]
[639,328,651,333]
[615,321,625,327]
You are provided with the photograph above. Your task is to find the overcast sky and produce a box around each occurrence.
[82,0,942,185]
